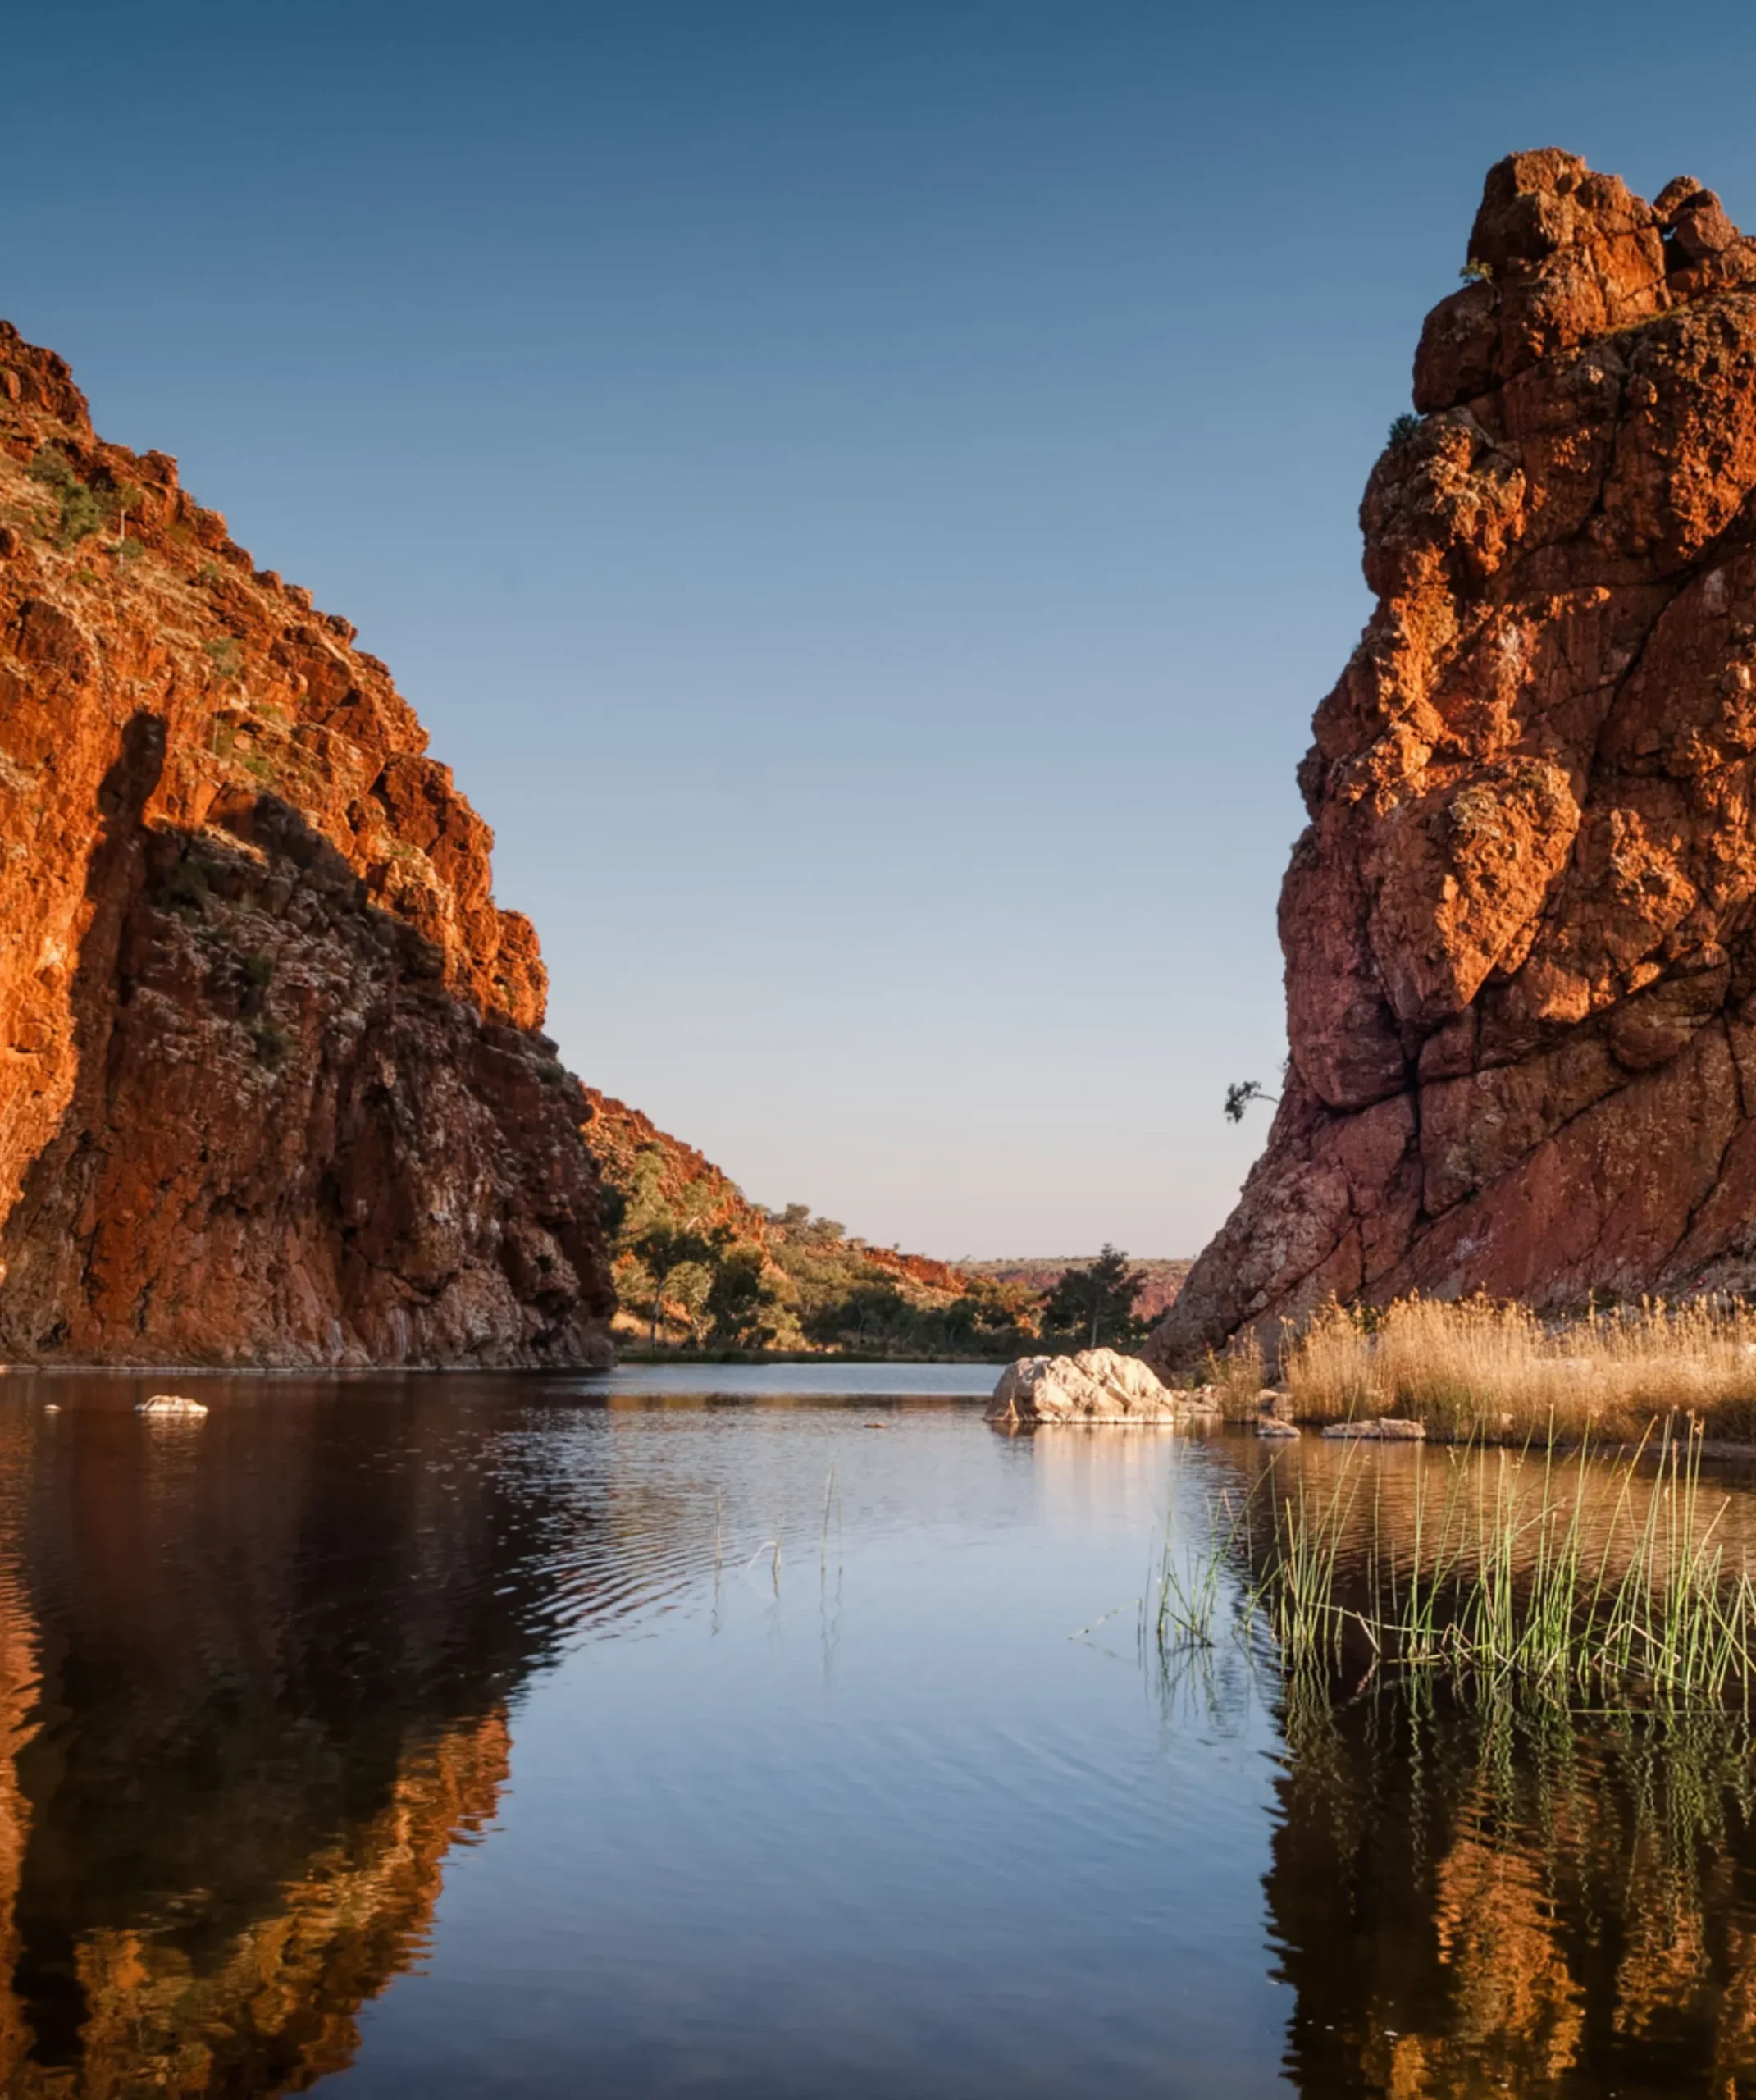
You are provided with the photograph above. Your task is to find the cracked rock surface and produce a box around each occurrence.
[1150,150,1756,1368]
[0,320,613,1365]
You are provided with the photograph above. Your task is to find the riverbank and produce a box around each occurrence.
[1213,1294,1756,1446]
[613,1344,1015,1366]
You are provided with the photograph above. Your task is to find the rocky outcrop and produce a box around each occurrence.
[1151,151,1756,1368]
[986,1348,1212,1425]
[0,319,613,1364]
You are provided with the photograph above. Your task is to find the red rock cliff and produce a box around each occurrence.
[1150,150,1756,1366]
[0,321,613,1364]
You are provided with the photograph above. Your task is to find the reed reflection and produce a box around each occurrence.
[1195,1437,1756,2095]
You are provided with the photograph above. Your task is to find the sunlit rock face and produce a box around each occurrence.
[0,1393,590,2093]
[0,322,613,1365]
[1151,150,1756,1366]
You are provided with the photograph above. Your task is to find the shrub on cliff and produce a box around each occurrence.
[1224,1078,1278,1123]
[28,447,139,548]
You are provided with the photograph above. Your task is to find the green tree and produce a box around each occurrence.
[1040,1244,1145,1351]
[801,1280,911,1351]
[629,1223,714,1345]
[705,1247,778,1349]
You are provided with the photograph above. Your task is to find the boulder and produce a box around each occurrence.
[136,1393,208,1418]
[986,1348,1208,1425]
[1320,1418,1427,1442]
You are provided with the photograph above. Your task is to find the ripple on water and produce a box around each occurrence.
[0,1381,1747,2094]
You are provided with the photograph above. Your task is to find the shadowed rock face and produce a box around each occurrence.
[1149,148,1756,1369]
[0,322,613,1364]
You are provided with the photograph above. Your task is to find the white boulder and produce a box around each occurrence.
[136,1393,208,1418]
[987,1348,1211,1425]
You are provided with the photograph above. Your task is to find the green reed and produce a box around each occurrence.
[1149,1454,1249,1652]
[1171,1424,1756,1702]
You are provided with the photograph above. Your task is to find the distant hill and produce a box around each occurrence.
[581,1091,1031,1354]
[961,1259,1192,1323]
[581,1091,1187,1354]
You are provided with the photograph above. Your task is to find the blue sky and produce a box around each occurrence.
[7,0,1755,1257]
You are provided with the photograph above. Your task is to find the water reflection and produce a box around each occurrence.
[11,1378,1756,2096]
[1203,1436,1756,2097]
[0,1379,631,2095]
[1261,1683,1756,2096]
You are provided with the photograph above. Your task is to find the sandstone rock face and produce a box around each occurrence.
[1150,151,1756,1368]
[987,1348,1206,1424]
[0,320,613,1364]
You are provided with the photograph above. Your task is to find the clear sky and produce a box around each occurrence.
[7,0,1756,1258]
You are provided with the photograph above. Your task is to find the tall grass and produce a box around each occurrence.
[1202,1330,1266,1418]
[1166,1427,1756,1702]
[1281,1294,1756,1440]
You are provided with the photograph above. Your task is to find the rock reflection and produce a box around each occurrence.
[0,1388,591,2095]
[1243,1439,1756,2094]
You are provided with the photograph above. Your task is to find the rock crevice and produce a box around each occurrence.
[1150,150,1756,1367]
[0,320,613,1364]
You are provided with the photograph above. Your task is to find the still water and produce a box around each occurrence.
[0,1367,1750,2095]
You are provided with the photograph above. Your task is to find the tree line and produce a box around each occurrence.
[601,1145,1152,1357]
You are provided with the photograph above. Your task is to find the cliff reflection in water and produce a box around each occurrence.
[0,1381,618,2097]
[1234,1437,1756,2097]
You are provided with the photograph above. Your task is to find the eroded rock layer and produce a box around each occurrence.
[1150,150,1756,1367]
[0,320,613,1364]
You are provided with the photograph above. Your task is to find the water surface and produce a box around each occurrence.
[0,1367,1748,2095]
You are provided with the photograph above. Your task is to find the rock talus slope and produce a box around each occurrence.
[1151,151,1756,1367]
[0,320,613,1364]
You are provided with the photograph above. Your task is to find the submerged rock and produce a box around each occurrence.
[1148,148,1756,1367]
[986,1348,1214,1425]
[136,1393,208,1418]
[1320,1418,1427,1442]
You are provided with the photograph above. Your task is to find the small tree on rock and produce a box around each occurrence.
[1224,1079,1278,1124]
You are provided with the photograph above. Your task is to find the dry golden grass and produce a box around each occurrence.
[1203,1329,1266,1418]
[1280,1294,1756,1441]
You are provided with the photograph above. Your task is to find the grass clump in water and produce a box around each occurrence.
[1161,1427,1756,1705]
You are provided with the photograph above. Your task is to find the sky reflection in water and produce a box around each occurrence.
[0,1369,1749,2095]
